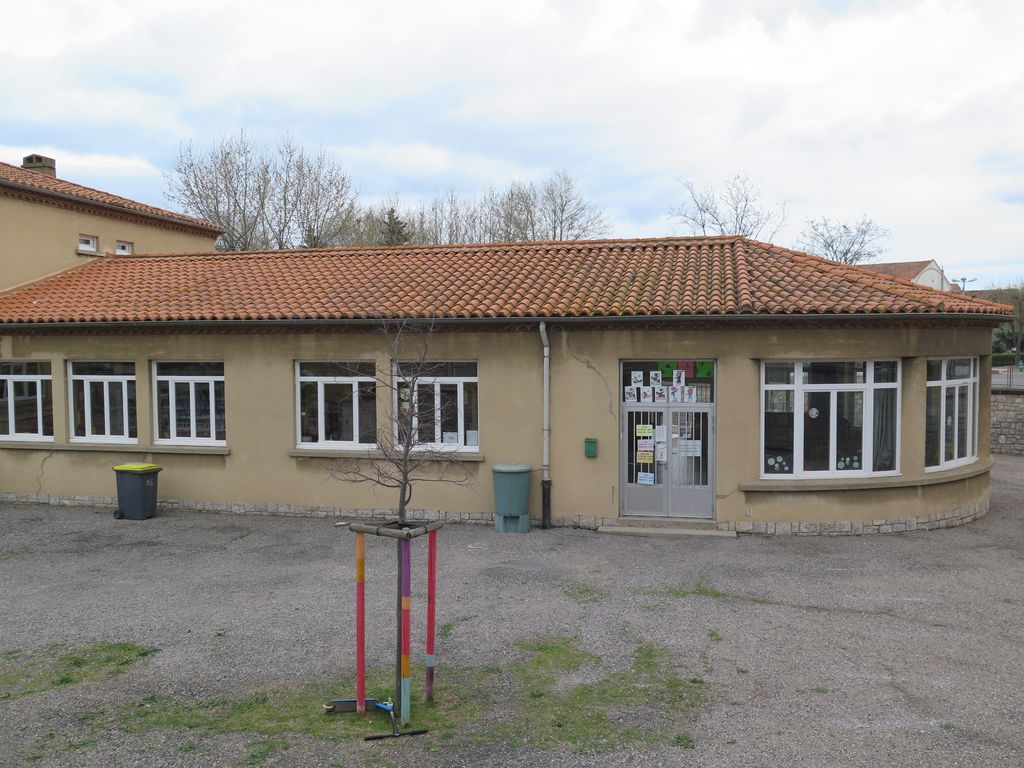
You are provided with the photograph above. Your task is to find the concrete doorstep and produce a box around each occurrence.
[597,525,737,538]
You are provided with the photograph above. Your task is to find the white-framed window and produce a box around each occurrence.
[925,357,978,470]
[68,362,137,442]
[154,362,226,444]
[296,362,377,447]
[115,240,133,256]
[395,362,479,450]
[0,361,53,441]
[761,360,900,478]
[78,234,98,253]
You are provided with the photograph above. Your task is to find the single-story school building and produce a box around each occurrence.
[0,236,1012,534]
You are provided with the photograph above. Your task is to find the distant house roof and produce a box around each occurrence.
[0,237,1011,327]
[0,161,222,236]
[858,260,935,282]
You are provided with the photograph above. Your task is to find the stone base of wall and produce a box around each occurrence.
[992,390,1024,456]
[0,493,989,535]
[714,497,989,535]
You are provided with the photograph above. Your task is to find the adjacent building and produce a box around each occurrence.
[0,237,1011,534]
[859,259,955,292]
[0,154,221,291]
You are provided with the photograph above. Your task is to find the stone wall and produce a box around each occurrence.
[992,389,1024,456]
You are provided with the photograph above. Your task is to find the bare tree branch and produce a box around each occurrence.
[796,215,890,265]
[671,175,787,241]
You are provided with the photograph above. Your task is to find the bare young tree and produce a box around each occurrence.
[796,216,890,265]
[327,318,474,523]
[671,175,787,241]
[536,169,609,241]
[166,131,358,251]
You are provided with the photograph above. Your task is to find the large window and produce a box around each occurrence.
[761,360,900,477]
[926,357,978,470]
[0,362,53,440]
[297,362,377,447]
[154,362,226,444]
[396,362,479,450]
[69,362,137,442]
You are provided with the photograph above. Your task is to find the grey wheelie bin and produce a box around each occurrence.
[112,463,162,520]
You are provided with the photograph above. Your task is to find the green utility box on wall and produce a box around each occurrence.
[584,438,598,458]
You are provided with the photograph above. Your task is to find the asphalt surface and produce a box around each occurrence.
[1,456,1022,767]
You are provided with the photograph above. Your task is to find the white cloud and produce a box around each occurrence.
[0,145,160,178]
[2,0,1022,282]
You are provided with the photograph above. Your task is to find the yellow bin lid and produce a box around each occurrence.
[112,463,161,472]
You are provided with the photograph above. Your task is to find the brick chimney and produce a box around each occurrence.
[21,154,56,177]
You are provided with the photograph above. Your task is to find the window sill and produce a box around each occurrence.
[289,447,485,462]
[76,249,99,257]
[0,441,230,456]
[741,457,992,492]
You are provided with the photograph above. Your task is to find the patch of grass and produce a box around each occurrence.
[813,687,829,694]
[634,577,728,603]
[439,622,456,639]
[0,642,159,700]
[736,668,749,674]
[725,738,737,745]
[243,738,289,765]
[77,636,707,756]
[690,577,727,600]
[0,548,33,560]
[561,582,611,605]
[708,629,723,642]
[179,739,201,753]
[673,733,695,748]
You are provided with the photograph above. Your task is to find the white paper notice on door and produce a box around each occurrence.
[679,439,702,456]
[654,425,666,444]
[637,471,655,486]
[656,447,668,462]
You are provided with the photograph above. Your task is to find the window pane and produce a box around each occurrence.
[0,381,7,435]
[215,381,226,441]
[926,360,943,382]
[405,362,477,378]
[947,358,972,380]
[957,385,968,459]
[873,361,898,383]
[40,379,53,436]
[158,381,171,440]
[0,361,50,376]
[174,382,191,439]
[109,383,125,436]
[357,381,376,443]
[156,362,224,377]
[835,391,863,471]
[127,381,137,439]
[804,361,864,384]
[464,382,479,447]
[417,384,436,443]
[323,383,354,442]
[299,382,319,442]
[13,381,37,434]
[195,383,212,439]
[72,379,85,437]
[89,381,105,436]
[803,391,831,471]
[72,362,135,376]
[397,383,413,443]
[873,388,897,471]
[925,387,941,467]
[299,361,375,378]
[763,390,793,474]
[944,387,955,462]
[764,362,795,385]
[439,383,459,443]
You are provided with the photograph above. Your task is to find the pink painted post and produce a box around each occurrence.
[425,529,437,702]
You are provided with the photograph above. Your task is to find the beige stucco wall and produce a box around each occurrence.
[0,324,995,529]
[0,195,217,290]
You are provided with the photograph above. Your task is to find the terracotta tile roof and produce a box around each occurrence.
[0,237,1011,326]
[0,161,221,234]
[858,260,934,282]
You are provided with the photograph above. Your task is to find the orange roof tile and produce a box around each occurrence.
[0,161,221,234]
[0,237,1011,326]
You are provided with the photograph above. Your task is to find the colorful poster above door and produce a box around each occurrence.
[649,371,662,386]
[640,387,653,403]
[624,386,637,403]
[673,369,686,387]
[669,385,683,403]
[653,386,667,403]
[696,361,714,379]
[683,386,697,403]
[658,360,675,381]
[631,371,644,386]
[677,360,695,379]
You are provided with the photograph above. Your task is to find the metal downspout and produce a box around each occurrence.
[539,322,552,529]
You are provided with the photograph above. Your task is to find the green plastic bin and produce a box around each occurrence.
[112,463,162,520]
[492,464,532,533]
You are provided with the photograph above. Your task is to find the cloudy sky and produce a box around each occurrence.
[2,0,1021,285]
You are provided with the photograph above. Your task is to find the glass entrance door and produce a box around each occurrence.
[620,360,716,519]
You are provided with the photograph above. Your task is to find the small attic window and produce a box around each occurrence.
[78,234,98,254]
[115,241,133,256]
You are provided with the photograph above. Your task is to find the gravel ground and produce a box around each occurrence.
[1,456,1023,767]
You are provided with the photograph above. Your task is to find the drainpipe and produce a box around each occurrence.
[539,322,552,529]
